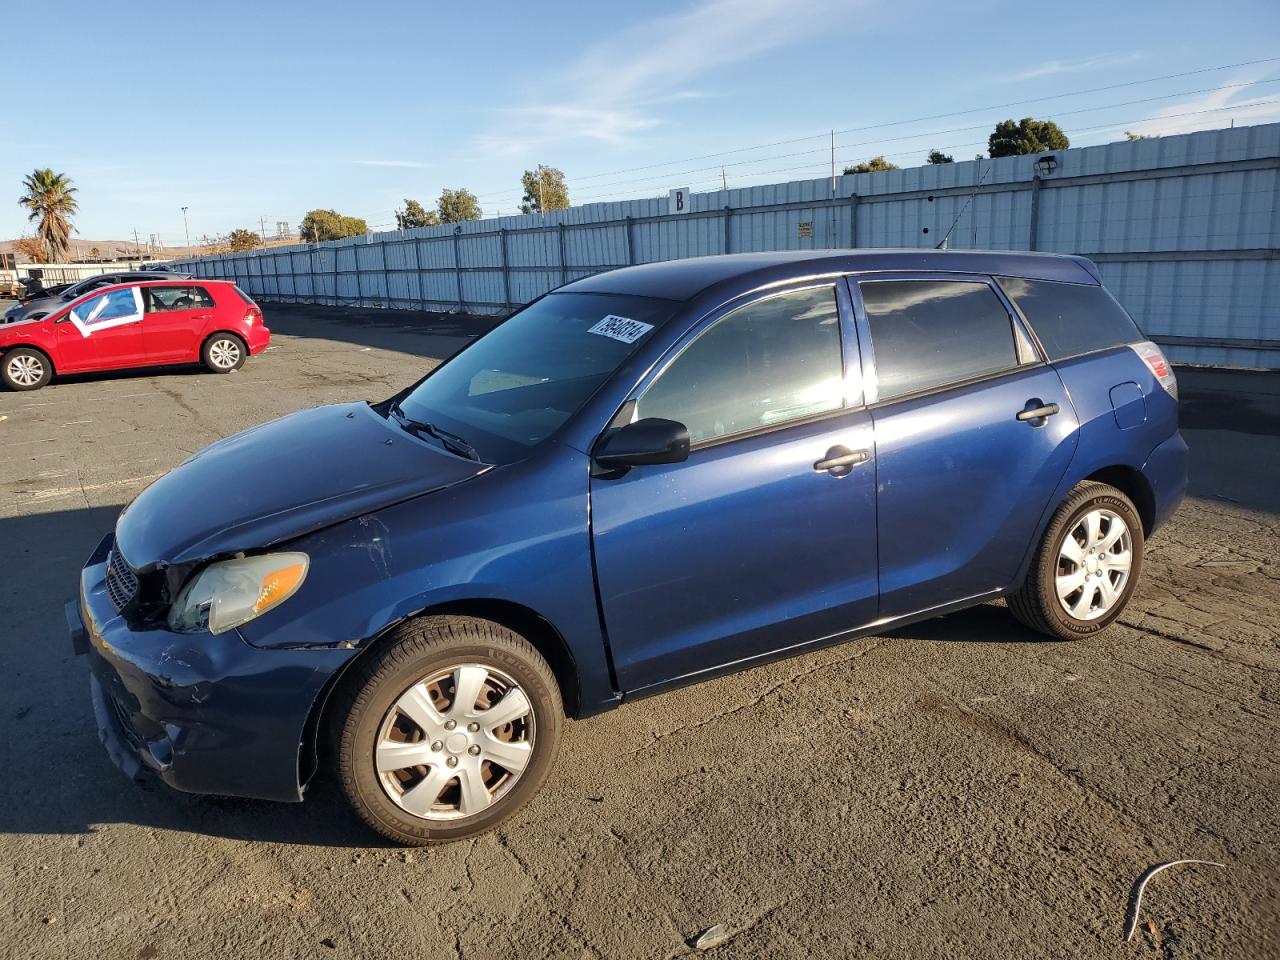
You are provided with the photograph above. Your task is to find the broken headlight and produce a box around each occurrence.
[167,552,310,635]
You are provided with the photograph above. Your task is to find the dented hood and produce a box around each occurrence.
[115,402,488,570]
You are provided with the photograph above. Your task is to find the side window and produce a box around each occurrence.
[145,286,215,312]
[996,277,1143,360]
[635,285,844,444]
[70,287,142,327]
[860,280,1019,401]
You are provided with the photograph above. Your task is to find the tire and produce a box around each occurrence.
[1009,481,1144,640]
[201,333,246,373]
[332,616,563,845]
[2,347,52,391]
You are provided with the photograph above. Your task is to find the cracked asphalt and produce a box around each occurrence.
[1,303,1277,959]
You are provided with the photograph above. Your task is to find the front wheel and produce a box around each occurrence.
[333,616,563,845]
[2,348,52,391]
[1008,481,1144,640]
[202,333,246,373]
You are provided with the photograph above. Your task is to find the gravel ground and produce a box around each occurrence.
[1,303,1277,959]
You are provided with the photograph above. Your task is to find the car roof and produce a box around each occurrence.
[557,249,1101,302]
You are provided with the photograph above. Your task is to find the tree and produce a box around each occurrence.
[89,246,100,259]
[842,156,899,175]
[927,149,954,164]
[14,236,46,263]
[987,118,1069,158]
[1125,130,1154,141]
[228,228,260,252]
[397,198,440,230]
[437,188,482,223]
[520,165,570,214]
[18,168,78,262]
[300,208,368,242]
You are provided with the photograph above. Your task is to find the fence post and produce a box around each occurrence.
[500,228,511,312]
[1028,174,1042,251]
[723,206,732,254]
[452,228,465,313]
[409,233,423,310]
[849,194,859,248]
[624,216,634,265]
[332,244,339,306]
[558,221,567,285]
[381,238,390,307]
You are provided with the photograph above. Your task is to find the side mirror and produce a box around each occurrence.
[594,417,690,469]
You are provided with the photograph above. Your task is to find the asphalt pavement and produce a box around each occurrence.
[1,302,1276,959]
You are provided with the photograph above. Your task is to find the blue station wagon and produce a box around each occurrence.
[69,250,1187,844]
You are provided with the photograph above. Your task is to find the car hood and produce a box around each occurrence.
[115,402,489,570]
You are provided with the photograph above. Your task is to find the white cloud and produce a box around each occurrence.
[354,159,428,168]
[1121,68,1280,137]
[1010,52,1145,82]
[477,0,860,155]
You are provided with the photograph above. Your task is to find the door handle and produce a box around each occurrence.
[814,445,869,477]
[1016,402,1060,422]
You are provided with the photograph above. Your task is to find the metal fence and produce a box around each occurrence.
[171,123,1280,369]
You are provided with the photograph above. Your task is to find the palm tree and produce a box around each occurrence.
[18,169,78,262]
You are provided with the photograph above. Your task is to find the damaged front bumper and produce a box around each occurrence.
[70,533,355,802]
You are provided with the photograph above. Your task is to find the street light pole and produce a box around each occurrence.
[181,206,190,251]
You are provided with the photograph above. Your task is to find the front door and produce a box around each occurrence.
[590,283,879,694]
[854,275,1080,617]
[56,286,146,371]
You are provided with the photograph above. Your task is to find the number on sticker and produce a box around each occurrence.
[587,315,654,345]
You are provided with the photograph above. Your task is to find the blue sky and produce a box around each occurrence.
[3,0,1278,248]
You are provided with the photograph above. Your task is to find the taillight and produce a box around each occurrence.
[1130,341,1178,400]
[245,308,261,325]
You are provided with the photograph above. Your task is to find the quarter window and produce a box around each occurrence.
[997,277,1143,360]
[636,285,844,444]
[860,280,1019,401]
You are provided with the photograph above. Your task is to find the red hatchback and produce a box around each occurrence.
[0,279,270,391]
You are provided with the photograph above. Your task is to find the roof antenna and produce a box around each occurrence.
[937,158,992,250]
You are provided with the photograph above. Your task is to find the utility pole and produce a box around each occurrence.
[538,178,545,215]
[181,206,190,251]
[721,168,727,190]
[132,229,141,259]
[259,215,268,242]
[830,129,836,195]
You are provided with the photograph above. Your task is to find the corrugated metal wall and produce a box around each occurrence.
[173,123,1280,368]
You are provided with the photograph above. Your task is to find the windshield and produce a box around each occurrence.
[394,291,675,464]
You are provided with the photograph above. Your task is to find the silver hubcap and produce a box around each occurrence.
[1056,508,1133,621]
[7,354,43,386]
[375,664,534,821]
[209,339,240,369]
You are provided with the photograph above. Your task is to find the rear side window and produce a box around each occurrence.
[636,285,844,444]
[997,277,1143,360]
[231,285,257,306]
[145,286,216,312]
[860,280,1019,401]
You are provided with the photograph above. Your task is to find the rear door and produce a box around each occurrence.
[142,285,216,362]
[590,282,879,693]
[853,274,1080,618]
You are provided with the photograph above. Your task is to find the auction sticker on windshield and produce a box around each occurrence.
[587,315,653,344]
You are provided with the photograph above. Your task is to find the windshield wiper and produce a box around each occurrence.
[390,404,481,461]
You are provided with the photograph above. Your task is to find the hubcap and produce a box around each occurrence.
[7,355,43,386]
[1055,508,1133,621]
[209,339,240,369]
[375,664,534,821]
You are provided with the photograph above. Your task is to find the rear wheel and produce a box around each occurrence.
[2,348,52,391]
[1008,481,1144,639]
[202,333,246,373]
[333,616,563,845]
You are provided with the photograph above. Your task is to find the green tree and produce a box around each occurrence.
[1125,130,1153,141]
[987,118,1069,158]
[228,228,260,252]
[842,156,899,175]
[520,165,570,214]
[397,198,440,230]
[300,208,369,242]
[18,168,78,262]
[927,149,954,164]
[437,188,482,223]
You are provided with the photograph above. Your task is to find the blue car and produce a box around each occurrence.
[70,250,1187,844]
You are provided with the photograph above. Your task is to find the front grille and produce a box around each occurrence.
[105,548,139,612]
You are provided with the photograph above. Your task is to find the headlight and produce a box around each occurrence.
[167,552,309,635]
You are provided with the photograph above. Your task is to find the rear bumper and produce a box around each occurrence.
[72,533,352,802]
[1142,431,1189,534]
[247,324,270,355]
